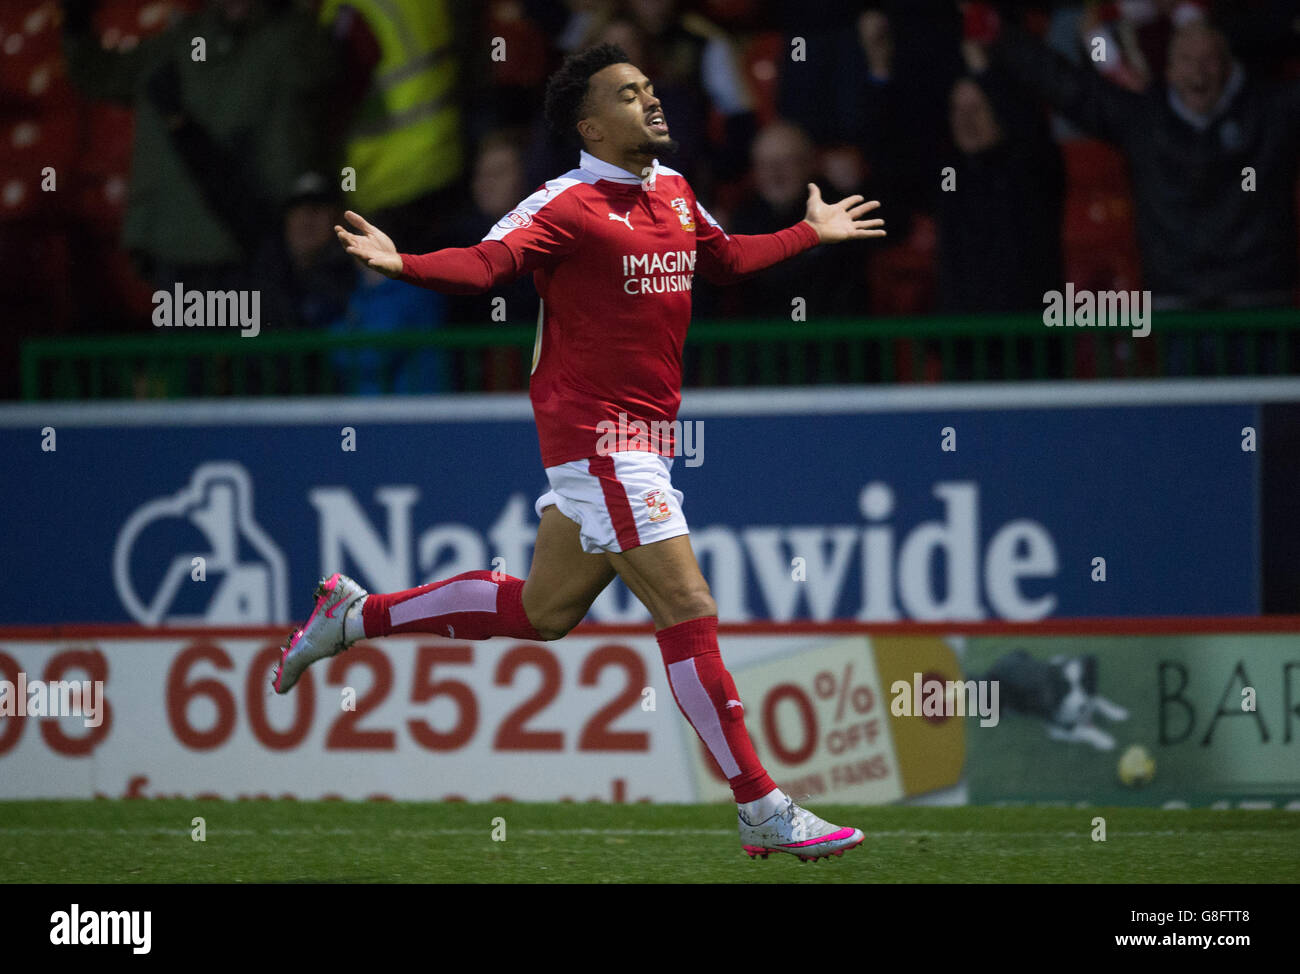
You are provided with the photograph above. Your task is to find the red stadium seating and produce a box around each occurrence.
[740,31,784,127]
[76,0,200,316]
[486,13,550,88]
[702,0,762,27]
[92,0,199,48]
[1060,138,1142,294]
[869,212,937,318]
[0,110,77,220]
[0,2,67,108]
[866,213,939,382]
[0,0,193,336]
[73,103,134,225]
[1062,137,1128,193]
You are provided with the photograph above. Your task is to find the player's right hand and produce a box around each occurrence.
[335,211,403,278]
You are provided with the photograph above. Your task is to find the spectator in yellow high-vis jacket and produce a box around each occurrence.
[322,0,465,254]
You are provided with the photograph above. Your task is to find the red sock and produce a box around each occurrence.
[361,571,542,641]
[656,616,776,804]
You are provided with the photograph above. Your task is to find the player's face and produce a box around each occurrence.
[580,62,676,157]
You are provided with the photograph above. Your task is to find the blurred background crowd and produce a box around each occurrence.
[1,0,1297,398]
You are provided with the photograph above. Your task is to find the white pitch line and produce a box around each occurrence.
[0,827,1292,839]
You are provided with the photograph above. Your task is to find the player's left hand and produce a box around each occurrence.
[802,183,886,244]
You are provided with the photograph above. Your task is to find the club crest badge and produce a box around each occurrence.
[670,197,695,232]
[644,489,673,522]
[497,209,533,230]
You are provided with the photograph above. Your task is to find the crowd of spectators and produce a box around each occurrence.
[1,0,1297,397]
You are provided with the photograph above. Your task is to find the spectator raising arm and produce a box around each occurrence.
[966,5,1145,146]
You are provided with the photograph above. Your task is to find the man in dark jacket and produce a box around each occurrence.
[976,14,1299,310]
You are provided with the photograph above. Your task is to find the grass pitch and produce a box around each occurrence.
[1,801,1297,884]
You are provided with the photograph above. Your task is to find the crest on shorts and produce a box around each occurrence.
[643,489,673,522]
[669,197,695,232]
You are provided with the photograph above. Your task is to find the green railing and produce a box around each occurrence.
[20,308,1300,400]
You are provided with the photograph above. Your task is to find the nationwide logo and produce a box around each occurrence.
[112,462,288,625]
[670,197,695,231]
[104,471,1061,625]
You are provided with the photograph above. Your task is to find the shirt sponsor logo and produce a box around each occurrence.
[621,250,697,295]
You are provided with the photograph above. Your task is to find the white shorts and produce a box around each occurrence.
[534,451,689,554]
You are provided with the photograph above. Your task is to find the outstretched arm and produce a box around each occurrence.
[334,210,404,276]
[695,185,885,286]
[801,183,887,244]
[334,211,517,294]
[337,186,582,293]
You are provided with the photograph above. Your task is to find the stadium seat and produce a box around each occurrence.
[0,2,69,109]
[868,212,937,318]
[93,0,196,46]
[740,31,784,126]
[1061,138,1128,194]
[702,0,761,26]
[0,110,76,221]
[77,101,134,172]
[1060,139,1142,293]
[485,7,549,88]
[72,169,131,227]
[0,172,38,220]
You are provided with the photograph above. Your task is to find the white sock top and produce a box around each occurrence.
[738,787,788,825]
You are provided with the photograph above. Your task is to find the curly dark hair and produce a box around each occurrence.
[543,43,631,146]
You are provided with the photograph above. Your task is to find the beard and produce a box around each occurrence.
[634,135,679,158]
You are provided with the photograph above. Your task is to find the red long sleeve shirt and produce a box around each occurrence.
[400,150,820,467]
